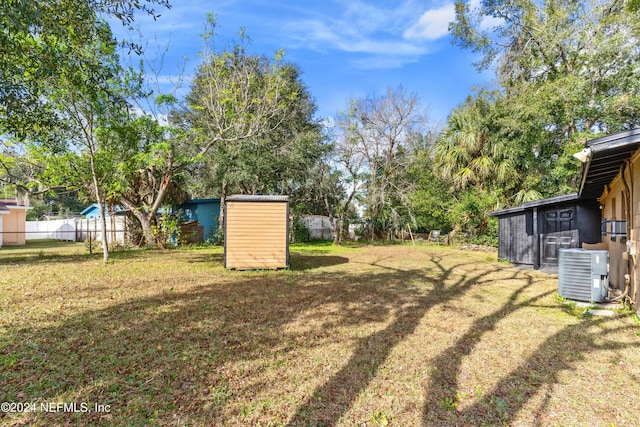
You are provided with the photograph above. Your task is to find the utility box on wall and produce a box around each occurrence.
[224,195,290,270]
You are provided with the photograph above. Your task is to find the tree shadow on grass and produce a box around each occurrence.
[0,250,451,425]
[423,309,640,426]
[419,271,640,426]
[3,248,634,426]
[289,253,349,271]
[421,273,553,425]
[284,256,504,426]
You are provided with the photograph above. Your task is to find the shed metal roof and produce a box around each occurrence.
[578,128,640,200]
[225,195,289,202]
[489,193,580,217]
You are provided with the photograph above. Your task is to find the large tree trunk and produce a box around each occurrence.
[118,167,175,248]
[119,197,156,246]
[336,211,346,245]
[336,179,358,245]
[331,221,339,245]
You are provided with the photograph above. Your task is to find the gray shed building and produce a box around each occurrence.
[489,194,601,269]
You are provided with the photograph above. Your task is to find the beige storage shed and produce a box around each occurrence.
[224,195,289,269]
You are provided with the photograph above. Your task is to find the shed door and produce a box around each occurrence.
[541,208,578,267]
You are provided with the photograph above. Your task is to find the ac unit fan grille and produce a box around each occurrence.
[558,249,607,302]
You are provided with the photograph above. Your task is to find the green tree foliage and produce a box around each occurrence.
[451,0,640,167]
[430,0,640,242]
[182,17,327,234]
[429,92,522,239]
[337,87,429,241]
[434,93,517,192]
[1,0,172,258]
[452,0,640,127]
[0,1,170,260]
[40,25,142,262]
[409,144,453,234]
[0,0,170,142]
[101,113,190,246]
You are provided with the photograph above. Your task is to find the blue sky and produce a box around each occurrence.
[117,0,496,125]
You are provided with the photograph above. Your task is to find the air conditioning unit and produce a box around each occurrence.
[558,248,608,302]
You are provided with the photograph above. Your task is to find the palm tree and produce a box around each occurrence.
[434,96,517,191]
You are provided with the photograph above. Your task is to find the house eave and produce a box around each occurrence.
[579,128,640,200]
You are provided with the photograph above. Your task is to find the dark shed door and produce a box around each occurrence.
[540,208,578,267]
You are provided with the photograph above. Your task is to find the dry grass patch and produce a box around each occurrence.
[1,241,639,426]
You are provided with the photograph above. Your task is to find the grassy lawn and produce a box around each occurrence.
[1,241,639,426]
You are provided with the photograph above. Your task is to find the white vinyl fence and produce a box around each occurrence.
[26,217,129,244]
[26,219,77,241]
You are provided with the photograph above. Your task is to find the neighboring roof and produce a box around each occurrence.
[80,204,100,216]
[0,198,26,205]
[80,203,126,217]
[578,128,640,200]
[0,198,31,211]
[226,195,289,202]
[180,198,221,205]
[489,193,580,217]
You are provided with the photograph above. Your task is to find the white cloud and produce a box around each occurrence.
[403,4,456,41]
[467,0,504,31]
[351,55,420,70]
[285,17,427,57]
[478,15,504,32]
[279,1,440,70]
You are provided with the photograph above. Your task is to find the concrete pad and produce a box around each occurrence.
[586,309,616,317]
[574,302,620,309]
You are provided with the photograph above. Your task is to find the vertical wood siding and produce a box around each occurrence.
[498,212,534,265]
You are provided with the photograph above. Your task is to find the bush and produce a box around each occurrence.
[291,218,310,242]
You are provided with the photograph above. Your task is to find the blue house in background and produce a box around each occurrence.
[179,198,221,242]
[82,200,221,243]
